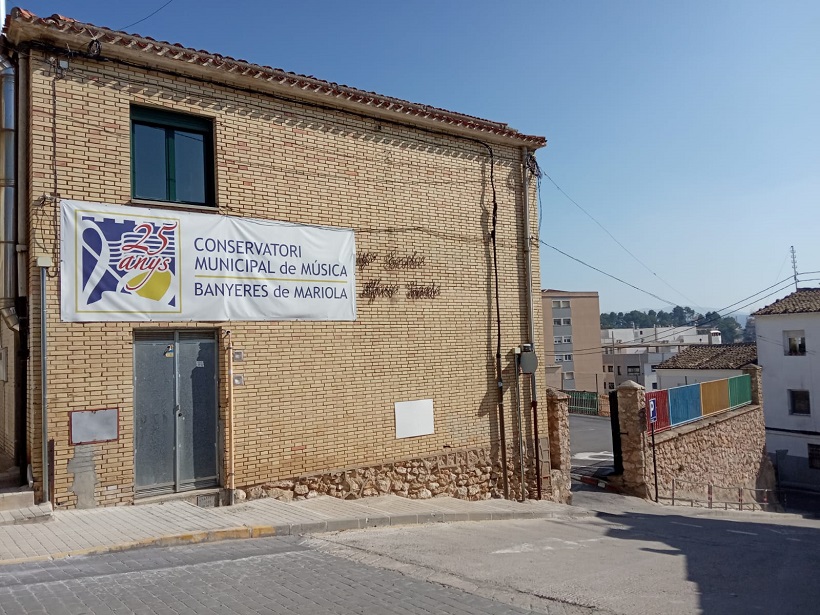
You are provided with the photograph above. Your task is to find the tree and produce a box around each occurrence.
[743,317,756,343]
[600,305,742,343]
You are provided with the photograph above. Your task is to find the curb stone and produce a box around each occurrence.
[0,507,593,566]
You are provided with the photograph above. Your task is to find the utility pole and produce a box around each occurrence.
[791,246,798,290]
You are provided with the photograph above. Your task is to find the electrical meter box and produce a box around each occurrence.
[519,344,538,374]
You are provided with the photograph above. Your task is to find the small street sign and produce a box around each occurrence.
[649,398,657,424]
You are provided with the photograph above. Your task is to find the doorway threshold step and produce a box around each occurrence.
[0,502,52,526]
[0,488,35,512]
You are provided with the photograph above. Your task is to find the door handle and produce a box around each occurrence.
[175,404,182,418]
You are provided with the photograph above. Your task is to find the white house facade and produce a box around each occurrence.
[753,290,820,492]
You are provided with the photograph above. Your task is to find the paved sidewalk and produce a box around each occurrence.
[0,495,589,565]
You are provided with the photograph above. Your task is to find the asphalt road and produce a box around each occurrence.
[314,494,820,615]
[1,492,817,615]
[569,414,614,473]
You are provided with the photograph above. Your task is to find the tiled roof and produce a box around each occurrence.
[6,8,546,147]
[656,344,757,370]
[752,288,820,316]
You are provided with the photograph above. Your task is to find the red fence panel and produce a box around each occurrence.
[645,389,671,433]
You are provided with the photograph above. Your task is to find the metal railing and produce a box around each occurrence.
[645,374,752,434]
[564,390,599,416]
[667,478,776,511]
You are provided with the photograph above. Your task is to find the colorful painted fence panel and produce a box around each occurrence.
[701,379,730,416]
[668,383,702,425]
[728,375,752,408]
[645,389,671,432]
[648,374,752,432]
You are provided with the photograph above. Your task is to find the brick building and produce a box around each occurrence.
[0,9,567,509]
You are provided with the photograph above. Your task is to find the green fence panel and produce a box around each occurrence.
[728,374,752,408]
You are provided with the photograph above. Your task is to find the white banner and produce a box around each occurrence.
[61,200,356,322]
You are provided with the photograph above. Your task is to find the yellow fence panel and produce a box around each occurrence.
[701,379,729,415]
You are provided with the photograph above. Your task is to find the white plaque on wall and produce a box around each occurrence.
[70,408,119,445]
[395,399,434,439]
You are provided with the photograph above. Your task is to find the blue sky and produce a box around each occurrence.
[18,1,820,315]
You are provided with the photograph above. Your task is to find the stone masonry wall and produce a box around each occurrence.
[240,443,553,503]
[649,404,775,503]
[614,367,776,507]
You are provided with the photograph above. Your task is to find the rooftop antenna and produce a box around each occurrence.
[791,246,798,290]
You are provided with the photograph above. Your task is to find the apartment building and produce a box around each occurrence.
[542,290,603,392]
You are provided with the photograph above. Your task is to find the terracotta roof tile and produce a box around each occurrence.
[656,344,757,370]
[752,288,820,316]
[6,9,545,147]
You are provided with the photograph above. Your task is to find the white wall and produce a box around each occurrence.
[756,313,820,489]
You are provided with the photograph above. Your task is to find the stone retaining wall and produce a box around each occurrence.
[650,404,775,501]
[613,365,776,505]
[238,444,553,503]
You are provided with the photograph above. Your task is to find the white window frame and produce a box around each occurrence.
[554,336,562,344]
[563,336,572,343]
[553,318,562,326]
[784,330,807,356]
[563,354,573,361]
[562,318,572,326]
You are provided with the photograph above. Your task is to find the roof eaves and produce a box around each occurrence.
[6,8,547,148]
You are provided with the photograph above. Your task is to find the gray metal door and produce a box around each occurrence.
[134,331,218,496]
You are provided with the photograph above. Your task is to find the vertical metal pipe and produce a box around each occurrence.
[521,148,541,499]
[225,330,235,505]
[651,420,658,503]
[173,333,180,493]
[39,265,48,503]
[0,54,17,321]
[514,351,525,501]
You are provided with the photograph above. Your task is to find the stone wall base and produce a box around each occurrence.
[238,444,556,503]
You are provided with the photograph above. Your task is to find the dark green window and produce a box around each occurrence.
[131,106,214,206]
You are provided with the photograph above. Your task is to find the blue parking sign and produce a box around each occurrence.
[649,398,657,423]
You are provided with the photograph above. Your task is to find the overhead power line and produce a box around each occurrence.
[118,0,175,32]
[565,279,794,356]
[541,171,700,308]
[537,237,678,306]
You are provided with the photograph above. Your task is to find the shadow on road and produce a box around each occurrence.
[599,507,820,614]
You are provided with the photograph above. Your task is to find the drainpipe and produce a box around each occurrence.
[521,149,541,499]
[225,330,235,505]
[0,53,17,331]
[38,257,51,503]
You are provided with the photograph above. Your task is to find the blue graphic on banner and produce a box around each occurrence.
[79,213,180,312]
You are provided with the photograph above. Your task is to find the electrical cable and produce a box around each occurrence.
[541,170,701,308]
[538,237,678,306]
[118,0,175,32]
[562,278,795,356]
[482,142,510,500]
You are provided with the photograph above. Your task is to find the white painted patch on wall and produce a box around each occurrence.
[395,399,434,439]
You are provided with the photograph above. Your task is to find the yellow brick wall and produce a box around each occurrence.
[23,51,545,507]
